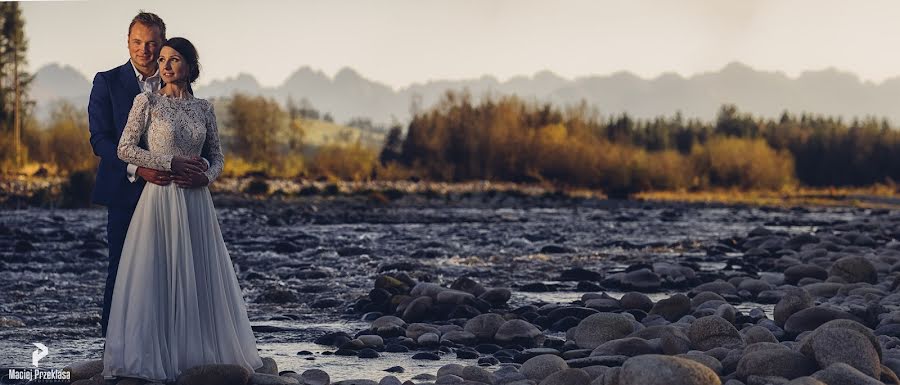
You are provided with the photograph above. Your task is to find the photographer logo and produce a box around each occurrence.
[3,343,70,384]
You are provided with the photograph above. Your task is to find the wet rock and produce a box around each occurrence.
[784,265,828,285]
[688,316,744,351]
[480,288,512,306]
[495,319,545,348]
[618,355,721,385]
[811,363,884,385]
[590,337,658,357]
[571,313,636,349]
[649,294,691,322]
[412,352,441,360]
[619,292,654,312]
[736,349,817,380]
[175,364,250,385]
[774,288,813,327]
[800,327,881,378]
[541,245,575,254]
[621,268,661,292]
[537,369,590,385]
[379,376,402,385]
[690,280,738,297]
[256,357,279,375]
[437,290,476,305]
[558,268,603,281]
[256,288,299,304]
[565,355,628,368]
[677,353,723,374]
[334,380,378,385]
[250,373,300,384]
[300,369,330,385]
[358,348,380,358]
[460,366,496,384]
[741,326,778,345]
[465,314,507,340]
[402,296,434,322]
[829,256,877,284]
[63,360,104,381]
[520,354,568,382]
[418,332,441,346]
[783,307,862,337]
[442,330,478,345]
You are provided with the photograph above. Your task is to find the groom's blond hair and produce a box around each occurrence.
[128,11,166,40]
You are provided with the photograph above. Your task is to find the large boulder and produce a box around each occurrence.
[736,349,817,380]
[618,355,721,385]
[571,313,636,349]
[688,316,744,351]
[175,364,251,385]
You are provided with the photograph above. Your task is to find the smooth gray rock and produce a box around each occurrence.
[538,369,591,385]
[249,373,300,385]
[63,360,104,382]
[495,319,545,348]
[175,364,251,385]
[742,326,779,345]
[811,363,884,385]
[800,327,881,379]
[465,314,507,340]
[828,256,877,284]
[736,349,817,380]
[649,294,691,322]
[572,313,636,349]
[521,354,569,382]
[688,316,745,351]
[774,287,813,327]
[783,307,861,336]
[676,353,723,374]
[302,369,331,385]
[618,355,722,385]
[590,337,658,357]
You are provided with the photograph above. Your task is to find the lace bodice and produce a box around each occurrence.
[117,92,224,183]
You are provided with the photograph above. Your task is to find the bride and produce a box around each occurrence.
[102,37,264,382]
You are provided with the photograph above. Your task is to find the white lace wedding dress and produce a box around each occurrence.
[102,91,264,382]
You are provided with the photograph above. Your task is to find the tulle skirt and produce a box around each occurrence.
[102,183,263,382]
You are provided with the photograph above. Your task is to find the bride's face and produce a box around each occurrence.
[158,46,189,84]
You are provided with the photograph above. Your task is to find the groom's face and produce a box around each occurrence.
[128,22,164,72]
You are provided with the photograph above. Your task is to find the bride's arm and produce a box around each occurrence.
[200,100,224,183]
[117,93,174,171]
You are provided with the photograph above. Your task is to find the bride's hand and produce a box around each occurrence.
[171,156,206,177]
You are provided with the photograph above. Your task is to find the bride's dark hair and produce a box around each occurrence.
[162,37,201,84]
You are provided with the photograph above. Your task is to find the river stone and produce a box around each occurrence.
[619,292,654,312]
[690,281,738,297]
[250,373,301,384]
[300,369,330,385]
[418,332,441,346]
[379,376,402,385]
[495,319,545,348]
[537,369,591,385]
[783,307,862,336]
[621,268,661,291]
[812,363,884,385]
[359,335,385,349]
[435,375,464,385]
[175,364,250,385]
[800,327,881,379]
[649,294,691,322]
[590,337,658,357]
[775,287,813,327]
[784,264,829,285]
[480,288,512,306]
[464,314,507,340]
[437,364,466,378]
[784,378,827,385]
[799,319,882,360]
[402,296,434,322]
[572,313,636,349]
[521,354,569,382]
[334,381,378,385]
[676,353,723,374]
[63,360,104,381]
[461,366,495,384]
[736,349,817,380]
[618,355,721,385]
[802,282,844,298]
[742,325,779,344]
[437,290,476,305]
[691,292,727,308]
[688,316,745,351]
[442,330,478,345]
[828,256,877,284]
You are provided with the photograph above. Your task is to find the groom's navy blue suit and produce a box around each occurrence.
[88,60,147,337]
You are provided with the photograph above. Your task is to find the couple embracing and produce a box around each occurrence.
[88,11,264,382]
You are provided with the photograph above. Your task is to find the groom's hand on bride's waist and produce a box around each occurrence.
[136,167,173,186]
[173,171,210,188]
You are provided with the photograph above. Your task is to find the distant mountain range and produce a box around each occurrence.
[31,62,900,126]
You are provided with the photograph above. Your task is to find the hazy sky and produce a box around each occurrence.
[23,0,900,89]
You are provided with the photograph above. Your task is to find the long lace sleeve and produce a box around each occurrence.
[201,100,224,183]
[117,93,173,171]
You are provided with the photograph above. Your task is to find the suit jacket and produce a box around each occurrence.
[88,61,146,207]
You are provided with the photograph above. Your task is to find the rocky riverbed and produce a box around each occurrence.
[1,191,899,385]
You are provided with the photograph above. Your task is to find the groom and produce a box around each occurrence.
[88,11,208,337]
